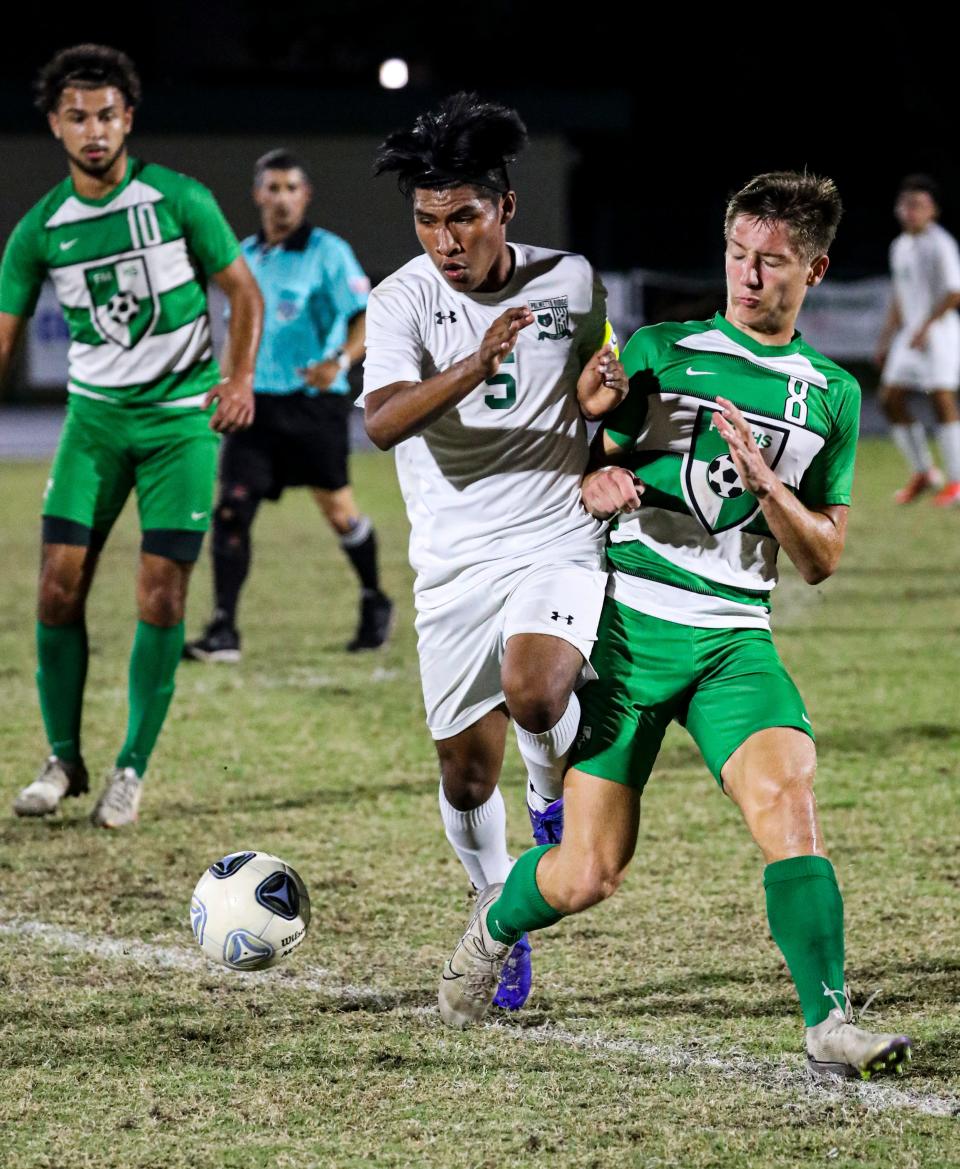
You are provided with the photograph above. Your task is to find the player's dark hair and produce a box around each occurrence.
[254,149,311,186]
[898,173,941,206]
[374,92,527,199]
[34,44,141,114]
[725,171,843,259]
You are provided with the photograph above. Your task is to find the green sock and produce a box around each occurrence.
[487,845,565,945]
[36,621,88,763]
[764,855,845,1027]
[116,621,184,777]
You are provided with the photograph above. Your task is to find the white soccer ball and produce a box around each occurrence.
[706,453,745,499]
[190,850,311,971]
[107,289,140,324]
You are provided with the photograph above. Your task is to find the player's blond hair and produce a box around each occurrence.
[725,172,843,260]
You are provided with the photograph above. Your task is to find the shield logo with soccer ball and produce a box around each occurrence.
[682,404,789,533]
[84,255,157,349]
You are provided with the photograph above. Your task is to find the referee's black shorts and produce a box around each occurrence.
[219,391,352,499]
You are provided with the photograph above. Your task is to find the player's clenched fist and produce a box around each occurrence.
[476,306,534,377]
[580,465,644,519]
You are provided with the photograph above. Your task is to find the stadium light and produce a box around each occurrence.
[379,58,409,90]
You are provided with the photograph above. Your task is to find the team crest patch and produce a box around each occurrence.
[84,254,158,349]
[682,404,789,534]
[529,295,571,341]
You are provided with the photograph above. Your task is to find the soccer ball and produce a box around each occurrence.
[190,850,311,971]
[106,290,140,324]
[706,453,745,499]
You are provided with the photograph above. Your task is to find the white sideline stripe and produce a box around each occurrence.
[0,920,390,1006]
[2,919,956,1119]
[486,1020,959,1120]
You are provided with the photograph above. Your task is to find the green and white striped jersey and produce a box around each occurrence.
[0,157,240,405]
[604,313,861,628]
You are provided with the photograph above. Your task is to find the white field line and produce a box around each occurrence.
[2,918,957,1120]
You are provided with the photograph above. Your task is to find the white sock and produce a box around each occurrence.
[890,423,933,473]
[514,693,580,813]
[438,782,512,888]
[935,421,960,482]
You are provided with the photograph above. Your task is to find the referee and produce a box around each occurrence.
[185,149,393,660]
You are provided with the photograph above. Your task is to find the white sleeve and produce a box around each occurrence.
[360,282,424,403]
[576,262,612,364]
[937,231,960,295]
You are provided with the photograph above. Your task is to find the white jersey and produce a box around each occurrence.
[361,244,608,602]
[890,223,960,333]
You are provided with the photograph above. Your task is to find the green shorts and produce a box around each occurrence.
[42,392,219,562]
[572,598,814,789]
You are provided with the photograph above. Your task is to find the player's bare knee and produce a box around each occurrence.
[503,673,569,734]
[328,509,355,536]
[38,574,85,624]
[440,760,498,811]
[137,575,186,627]
[879,385,910,423]
[744,764,815,822]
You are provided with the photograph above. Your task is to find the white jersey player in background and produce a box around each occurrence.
[363,94,626,1009]
[876,174,960,505]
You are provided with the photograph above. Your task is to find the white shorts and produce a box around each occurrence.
[415,559,607,740]
[882,324,960,392]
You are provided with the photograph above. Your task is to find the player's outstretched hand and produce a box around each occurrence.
[206,375,255,432]
[477,306,534,377]
[713,396,777,498]
[581,465,644,520]
[577,344,628,419]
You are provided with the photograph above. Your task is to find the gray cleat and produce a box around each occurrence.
[439,883,511,1028]
[14,756,89,817]
[90,767,143,829]
[806,986,912,1080]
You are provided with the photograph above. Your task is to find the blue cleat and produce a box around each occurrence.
[528,797,564,845]
[492,933,532,1010]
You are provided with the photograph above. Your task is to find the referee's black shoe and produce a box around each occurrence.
[183,618,242,663]
[347,590,394,653]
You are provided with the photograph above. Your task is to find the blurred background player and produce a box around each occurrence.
[440,172,913,1081]
[876,174,960,505]
[0,44,262,826]
[365,94,625,1009]
[185,149,392,660]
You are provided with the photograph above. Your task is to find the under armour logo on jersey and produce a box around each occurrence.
[551,611,574,625]
[435,310,457,324]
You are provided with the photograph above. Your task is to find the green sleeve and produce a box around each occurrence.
[0,213,47,317]
[604,326,659,447]
[798,378,861,507]
[176,179,241,278]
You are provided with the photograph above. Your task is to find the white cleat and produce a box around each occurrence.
[806,986,912,1080]
[90,767,143,829]
[439,883,511,1028]
[14,756,89,817]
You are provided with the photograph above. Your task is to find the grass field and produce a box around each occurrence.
[1,440,958,1169]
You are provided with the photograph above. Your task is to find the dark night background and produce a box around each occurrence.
[1,4,957,277]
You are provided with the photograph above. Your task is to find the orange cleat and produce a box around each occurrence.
[932,480,960,507]
[893,468,944,504]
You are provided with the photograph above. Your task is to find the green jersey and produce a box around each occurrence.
[604,312,861,629]
[0,157,240,406]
